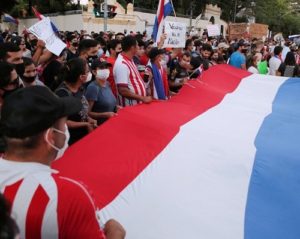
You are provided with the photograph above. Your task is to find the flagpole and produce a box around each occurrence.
[170,0,177,19]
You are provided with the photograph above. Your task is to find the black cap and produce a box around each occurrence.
[0,86,82,138]
[91,59,112,70]
[238,39,250,47]
[148,47,165,60]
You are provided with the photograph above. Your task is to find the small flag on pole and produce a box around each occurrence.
[31,7,59,33]
[3,13,19,25]
[152,0,173,43]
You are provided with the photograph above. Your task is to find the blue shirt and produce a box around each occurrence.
[229,51,246,69]
[85,81,117,124]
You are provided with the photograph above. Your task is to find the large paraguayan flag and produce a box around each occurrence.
[152,0,173,42]
[54,65,300,239]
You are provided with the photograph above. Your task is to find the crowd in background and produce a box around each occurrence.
[0,27,300,238]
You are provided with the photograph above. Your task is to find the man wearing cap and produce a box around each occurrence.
[0,86,125,239]
[229,40,248,70]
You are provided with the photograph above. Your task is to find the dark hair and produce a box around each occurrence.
[62,58,87,84]
[274,46,283,56]
[185,39,193,50]
[107,39,121,53]
[0,193,19,238]
[0,62,15,88]
[121,36,137,52]
[201,43,213,52]
[181,52,191,59]
[284,52,296,66]
[0,42,21,61]
[22,57,35,68]
[116,32,125,37]
[78,39,99,54]
[137,39,145,48]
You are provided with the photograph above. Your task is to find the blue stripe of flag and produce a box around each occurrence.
[152,1,173,41]
[245,78,300,239]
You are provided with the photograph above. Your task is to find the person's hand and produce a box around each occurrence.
[141,96,152,104]
[104,219,126,239]
[105,112,117,118]
[36,39,45,49]
[116,105,123,111]
[180,77,188,85]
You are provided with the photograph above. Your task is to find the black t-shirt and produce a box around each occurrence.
[43,60,63,91]
[66,48,79,61]
[55,83,89,145]
[169,61,189,93]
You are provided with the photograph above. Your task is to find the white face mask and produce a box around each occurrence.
[97,69,110,81]
[86,72,93,82]
[45,124,70,161]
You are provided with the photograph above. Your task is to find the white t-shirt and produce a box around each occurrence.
[248,66,259,74]
[269,56,282,76]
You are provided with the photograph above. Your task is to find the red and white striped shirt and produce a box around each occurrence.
[0,158,106,239]
[113,53,146,106]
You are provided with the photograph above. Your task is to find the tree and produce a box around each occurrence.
[255,0,300,35]
[0,0,19,14]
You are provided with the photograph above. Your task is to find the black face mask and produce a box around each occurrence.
[14,63,25,76]
[241,49,248,54]
[22,75,36,83]
[72,42,79,47]
[87,55,98,65]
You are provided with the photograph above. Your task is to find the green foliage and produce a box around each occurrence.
[0,0,19,14]
[255,0,300,35]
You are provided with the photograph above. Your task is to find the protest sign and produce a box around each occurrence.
[163,21,186,48]
[207,24,220,37]
[29,17,66,56]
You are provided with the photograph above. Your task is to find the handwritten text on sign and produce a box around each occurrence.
[29,18,66,56]
[163,21,186,48]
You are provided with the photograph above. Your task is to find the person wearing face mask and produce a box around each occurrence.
[101,39,122,98]
[146,47,169,100]
[229,40,248,70]
[66,35,79,61]
[20,57,44,87]
[0,86,126,239]
[0,62,22,108]
[0,42,24,76]
[55,58,97,145]
[78,39,99,66]
[86,60,120,125]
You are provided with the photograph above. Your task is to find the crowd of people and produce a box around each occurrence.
[0,27,300,238]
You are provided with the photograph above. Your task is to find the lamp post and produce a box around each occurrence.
[104,0,108,32]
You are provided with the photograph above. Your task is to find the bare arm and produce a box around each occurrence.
[117,85,152,103]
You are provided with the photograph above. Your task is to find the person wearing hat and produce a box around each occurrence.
[85,60,119,125]
[0,86,125,239]
[229,40,248,70]
[146,47,169,100]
